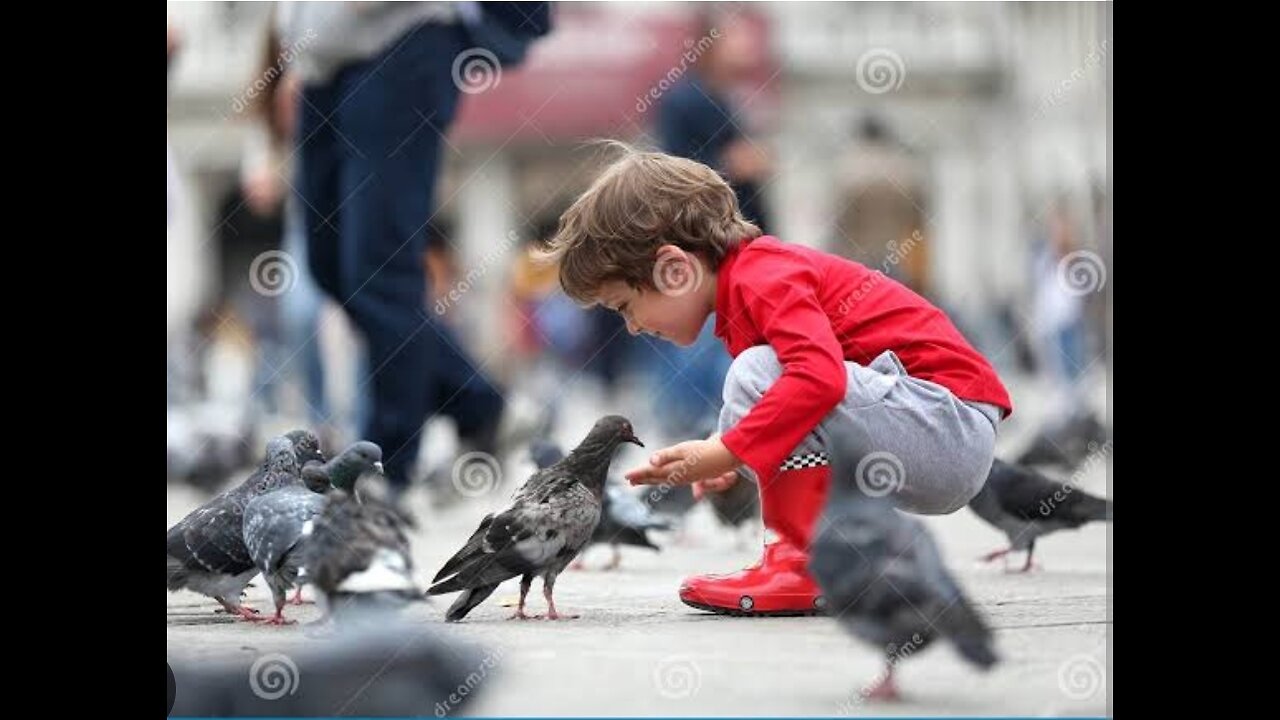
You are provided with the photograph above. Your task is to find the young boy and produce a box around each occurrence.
[541,145,1012,615]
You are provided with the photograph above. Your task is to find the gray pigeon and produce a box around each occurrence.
[302,489,421,619]
[1015,410,1108,472]
[169,619,493,716]
[427,416,644,621]
[809,430,998,702]
[242,442,385,624]
[531,441,670,570]
[968,458,1112,572]
[299,441,384,495]
[166,436,303,620]
[589,483,672,570]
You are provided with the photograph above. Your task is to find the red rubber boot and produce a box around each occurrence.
[679,456,832,615]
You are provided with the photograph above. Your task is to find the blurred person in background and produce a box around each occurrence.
[244,19,356,450]
[279,2,551,504]
[1030,200,1092,426]
[831,115,928,292]
[639,12,770,441]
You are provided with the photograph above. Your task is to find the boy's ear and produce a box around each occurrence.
[654,244,686,263]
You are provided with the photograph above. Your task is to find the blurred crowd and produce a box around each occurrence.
[166,2,1109,500]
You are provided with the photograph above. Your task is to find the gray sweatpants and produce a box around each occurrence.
[720,346,1000,515]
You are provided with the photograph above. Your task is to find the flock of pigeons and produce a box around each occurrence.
[168,413,1111,707]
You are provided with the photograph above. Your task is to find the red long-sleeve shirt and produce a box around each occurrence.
[715,236,1013,481]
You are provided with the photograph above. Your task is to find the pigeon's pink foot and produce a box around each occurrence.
[979,547,1012,563]
[287,589,313,605]
[264,609,296,626]
[861,667,900,702]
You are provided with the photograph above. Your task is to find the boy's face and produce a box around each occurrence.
[596,278,711,347]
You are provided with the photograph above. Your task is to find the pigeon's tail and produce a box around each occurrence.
[936,597,999,671]
[444,584,499,622]
[167,555,190,591]
[1073,494,1112,524]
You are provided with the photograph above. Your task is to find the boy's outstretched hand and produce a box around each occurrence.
[625,437,742,487]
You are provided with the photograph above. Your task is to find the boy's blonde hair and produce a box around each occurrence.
[538,141,762,305]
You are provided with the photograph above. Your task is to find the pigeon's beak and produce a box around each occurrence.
[624,430,645,448]
[373,461,385,475]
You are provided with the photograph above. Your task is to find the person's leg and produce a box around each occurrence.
[280,196,332,426]
[813,349,997,516]
[680,346,998,615]
[328,23,465,491]
[295,80,344,303]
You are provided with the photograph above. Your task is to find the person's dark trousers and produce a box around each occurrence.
[429,321,506,452]
[297,22,499,489]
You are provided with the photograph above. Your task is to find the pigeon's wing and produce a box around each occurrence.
[305,495,416,595]
[808,498,893,609]
[986,463,1071,521]
[900,518,998,668]
[243,485,326,575]
[168,491,254,575]
[430,486,597,594]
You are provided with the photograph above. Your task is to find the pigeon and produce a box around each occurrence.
[809,430,998,702]
[968,458,1112,572]
[167,436,303,620]
[587,483,672,570]
[1015,410,1108,472]
[169,619,494,717]
[302,489,421,619]
[285,428,327,469]
[242,442,386,624]
[531,440,669,570]
[427,416,644,621]
[299,441,384,495]
[166,402,259,492]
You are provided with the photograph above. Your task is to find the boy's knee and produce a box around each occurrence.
[723,345,783,402]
